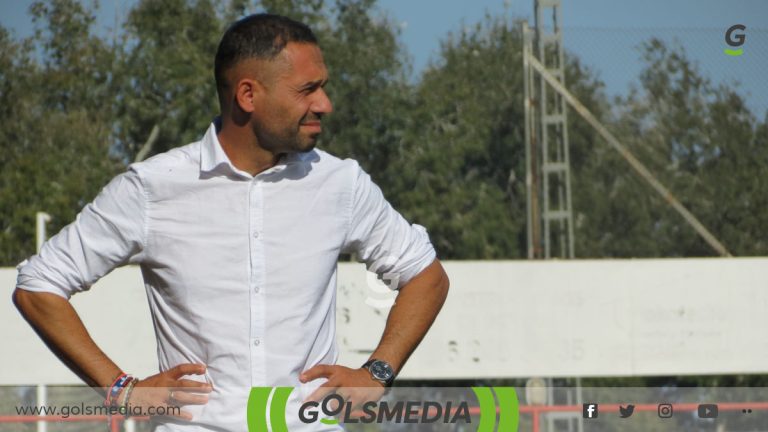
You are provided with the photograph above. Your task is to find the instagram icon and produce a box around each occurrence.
[658,403,673,418]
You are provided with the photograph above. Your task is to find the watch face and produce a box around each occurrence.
[370,360,394,381]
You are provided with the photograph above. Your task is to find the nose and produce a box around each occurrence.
[311,88,333,115]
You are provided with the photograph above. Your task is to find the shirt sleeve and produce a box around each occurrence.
[16,168,146,299]
[342,161,436,289]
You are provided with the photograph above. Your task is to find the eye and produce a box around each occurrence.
[300,80,328,95]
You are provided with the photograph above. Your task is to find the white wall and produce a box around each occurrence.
[2,266,157,385]
[3,258,768,385]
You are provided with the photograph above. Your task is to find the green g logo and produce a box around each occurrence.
[724,24,746,56]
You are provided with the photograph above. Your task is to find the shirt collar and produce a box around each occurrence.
[199,118,312,179]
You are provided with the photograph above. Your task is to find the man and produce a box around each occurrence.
[13,13,448,432]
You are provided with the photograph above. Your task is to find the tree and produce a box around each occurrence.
[575,38,768,257]
[390,18,528,259]
[392,16,608,259]
[116,0,223,161]
[4,2,763,264]
[0,0,121,266]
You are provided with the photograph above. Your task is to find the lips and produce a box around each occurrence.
[300,122,322,133]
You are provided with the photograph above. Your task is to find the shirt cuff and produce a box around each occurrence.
[16,260,73,300]
[393,224,437,289]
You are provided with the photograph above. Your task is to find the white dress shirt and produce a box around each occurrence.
[16,120,436,431]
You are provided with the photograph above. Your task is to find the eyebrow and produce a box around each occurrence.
[299,79,328,90]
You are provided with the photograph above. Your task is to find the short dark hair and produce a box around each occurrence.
[214,13,318,100]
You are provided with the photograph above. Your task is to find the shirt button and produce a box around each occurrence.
[254,286,260,293]
[253,232,260,239]
[253,338,261,346]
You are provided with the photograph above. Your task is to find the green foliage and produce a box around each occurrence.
[576,38,768,257]
[1,0,766,267]
[0,1,121,265]
[390,16,611,259]
[116,0,222,159]
[391,17,528,259]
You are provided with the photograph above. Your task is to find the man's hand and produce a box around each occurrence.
[300,364,386,410]
[130,363,213,421]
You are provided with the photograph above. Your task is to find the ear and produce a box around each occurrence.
[235,78,263,113]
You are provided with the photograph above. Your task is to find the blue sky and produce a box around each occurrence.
[2,0,766,116]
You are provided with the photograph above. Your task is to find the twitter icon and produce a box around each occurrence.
[619,405,635,418]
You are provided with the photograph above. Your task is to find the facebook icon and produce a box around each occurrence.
[583,403,599,419]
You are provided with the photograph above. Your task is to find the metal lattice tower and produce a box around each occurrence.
[524,0,575,259]
[524,2,582,430]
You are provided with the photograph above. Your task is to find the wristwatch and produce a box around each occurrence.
[362,359,395,387]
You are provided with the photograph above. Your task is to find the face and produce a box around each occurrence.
[250,42,333,154]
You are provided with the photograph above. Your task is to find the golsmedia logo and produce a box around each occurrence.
[299,394,471,425]
[724,24,746,56]
[247,387,518,431]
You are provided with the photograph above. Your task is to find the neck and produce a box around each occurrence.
[217,117,280,176]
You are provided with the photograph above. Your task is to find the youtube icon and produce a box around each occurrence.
[698,404,718,419]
